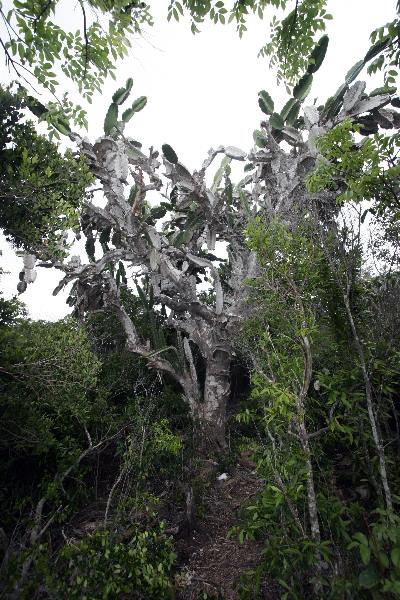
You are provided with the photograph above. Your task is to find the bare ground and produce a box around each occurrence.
[174,463,279,600]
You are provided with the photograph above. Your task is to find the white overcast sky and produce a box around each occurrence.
[0,0,396,320]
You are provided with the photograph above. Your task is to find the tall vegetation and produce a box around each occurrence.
[1,1,400,599]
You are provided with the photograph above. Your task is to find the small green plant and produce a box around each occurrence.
[53,525,176,599]
[348,511,400,596]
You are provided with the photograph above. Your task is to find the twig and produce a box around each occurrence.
[104,465,128,526]
[78,0,90,80]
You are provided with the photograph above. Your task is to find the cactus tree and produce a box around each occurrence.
[27,59,399,449]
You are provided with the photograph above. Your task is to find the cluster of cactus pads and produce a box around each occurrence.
[256,33,397,145]
[256,35,329,143]
[104,78,147,136]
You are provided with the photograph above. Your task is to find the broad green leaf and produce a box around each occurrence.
[130,95,147,113]
[353,533,369,546]
[285,101,301,126]
[364,36,390,63]
[128,184,138,205]
[378,552,389,569]
[360,544,371,565]
[104,102,118,134]
[391,547,400,568]
[307,35,329,74]
[345,60,365,84]
[211,156,231,192]
[85,237,95,261]
[26,96,48,118]
[358,565,379,589]
[150,205,168,220]
[258,90,274,115]
[280,98,297,121]
[122,108,135,123]
[293,73,313,102]
[269,112,284,130]
[323,83,348,118]
[369,85,396,97]
[122,96,147,122]
[162,144,178,164]
[112,79,133,105]
[52,117,71,136]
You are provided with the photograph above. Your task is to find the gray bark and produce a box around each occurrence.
[23,81,397,447]
[201,346,232,448]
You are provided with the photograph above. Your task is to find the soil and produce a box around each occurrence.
[66,456,281,599]
[174,462,280,600]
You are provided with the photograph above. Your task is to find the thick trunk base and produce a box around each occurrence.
[196,348,231,453]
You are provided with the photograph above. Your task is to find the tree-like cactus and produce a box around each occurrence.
[24,71,399,448]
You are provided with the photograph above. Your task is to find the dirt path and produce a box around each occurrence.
[175,465,278,600]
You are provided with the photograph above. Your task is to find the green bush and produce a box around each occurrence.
[53,525,176,599]
[346,511,400,597]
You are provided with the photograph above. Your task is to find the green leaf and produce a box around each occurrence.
[364,36,390,63]
[121,108,134,123]
[369,85,397,97]
[238,188,252,217]
[360,544,371,565]
[280,98,297,121]
[127,184,138,207]
[162,144,178,164]
[353,533,369,546]
[211,156,231,192]
[122,96,147,122]
[269,112,284,130]
[345,60,365,84]
[26,96,48,118]
[307,35,329,74]
[174,222,199,247]
[271,129,284,143]
[136,281,149,310]
[52,117,71,136]
[285,101,301,126]
[378,552,389,569]
[150,205,167,220]
[293,73,313,102]
[130,95,147,113]
[104,102,118,135]
[359,565,379,589]
[116,261,127,288]
[258,90,274,115]
[112,79,133,105]
[122,108,135,123]
[323,83,348,118]
[391,547,400,568]
[99,228,111,246]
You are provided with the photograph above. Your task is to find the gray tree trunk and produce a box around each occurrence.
[200,347,231,449]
